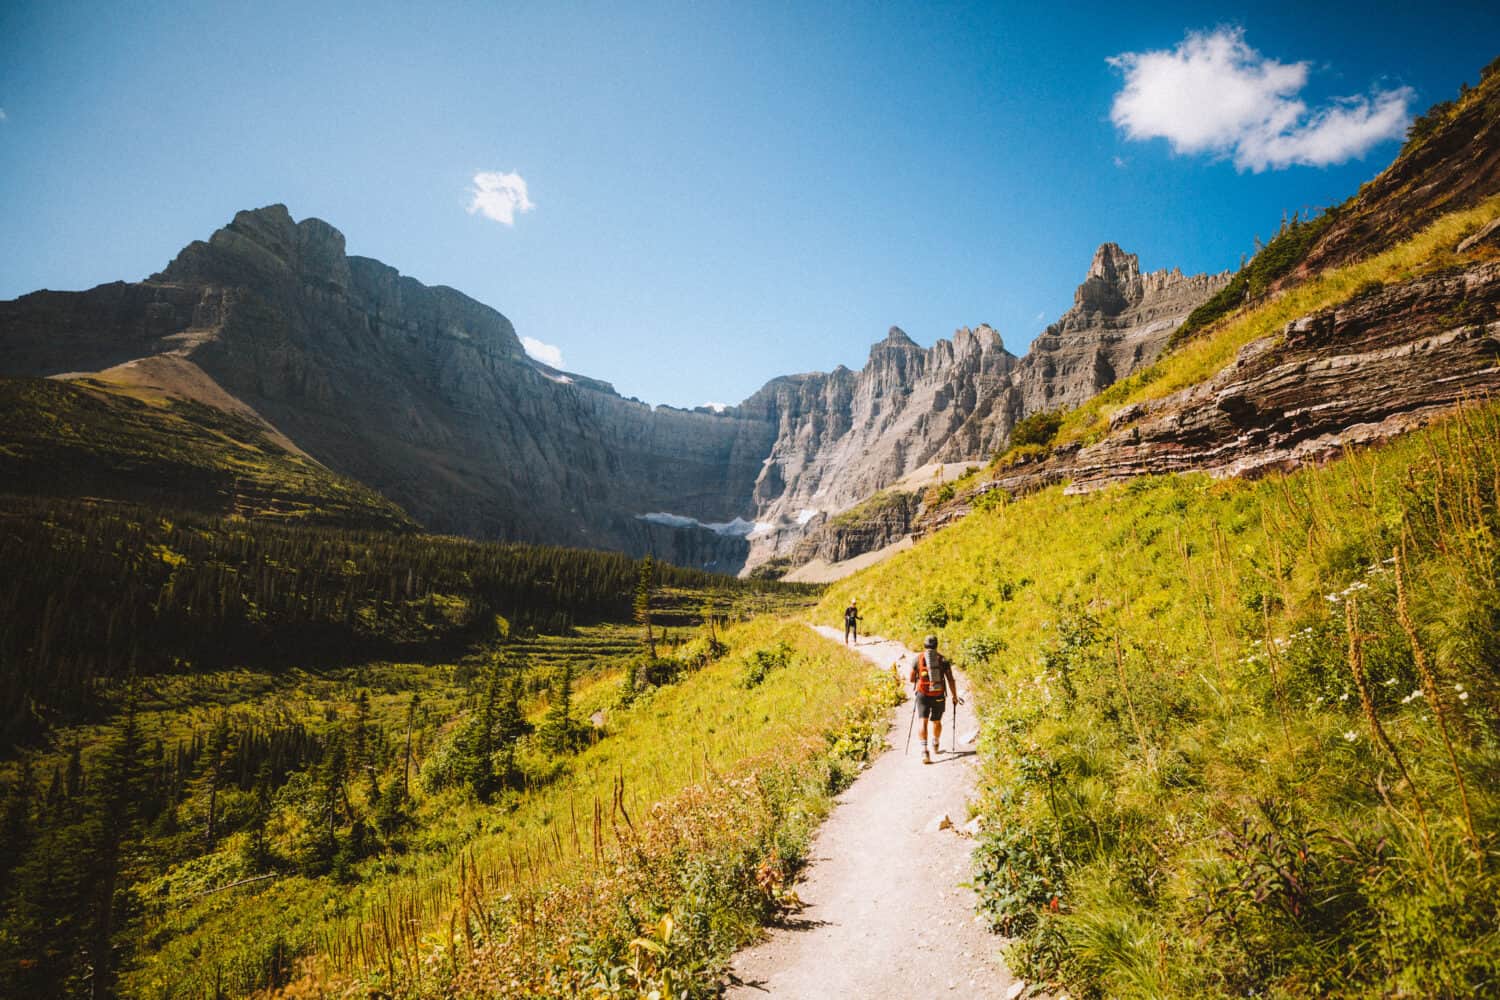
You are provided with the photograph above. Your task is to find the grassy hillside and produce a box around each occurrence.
[0,503,861,998]
[0,376,415,531]
[821,401,1500,998]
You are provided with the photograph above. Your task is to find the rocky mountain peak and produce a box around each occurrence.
[870,326,920,356]
[1076,243,1143,316]
[1013,243,1233,415]
[156,203,351,292]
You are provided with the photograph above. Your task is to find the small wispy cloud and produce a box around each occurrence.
[702,401,729,412]
[1112,155,1128,169]
[467,170,535,226]
[1108,28,1412,172]
[0,108,8,122]
[1033,311,1047,323]
[521,336,563,368]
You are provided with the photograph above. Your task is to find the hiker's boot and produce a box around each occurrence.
[922,749,932,764]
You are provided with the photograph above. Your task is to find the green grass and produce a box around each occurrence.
[1053,194,1500,448]
[820,401,1500,998]
[88,613,884,998]
[0,375,415,530]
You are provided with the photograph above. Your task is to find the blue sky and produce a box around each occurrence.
[2,2,1495,408]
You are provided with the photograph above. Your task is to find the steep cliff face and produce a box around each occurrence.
[734,248,1230,568]
[0,205,776,560]
[742,325,1019,517]
[918,258,1500,535]
[1014,244,1232,414]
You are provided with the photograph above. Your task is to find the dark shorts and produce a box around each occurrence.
[916,692,946,721]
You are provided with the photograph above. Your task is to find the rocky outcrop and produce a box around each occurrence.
[1013,244,1232,414]
[735,249,1229,569]
[739,326,1019,545]
[788,490,921,566]
[919,259,1500,534]
[1292,66,1500,280]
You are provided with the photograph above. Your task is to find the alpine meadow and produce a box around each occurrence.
[2,7,1499,999]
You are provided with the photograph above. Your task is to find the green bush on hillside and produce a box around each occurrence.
[1009,410,1064,450]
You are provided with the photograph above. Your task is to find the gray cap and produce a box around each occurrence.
[924,634,938,649]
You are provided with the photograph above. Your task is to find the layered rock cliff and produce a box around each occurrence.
[1014,244,1231,413]
[736,248,1231,568]
[918,257,1500,535]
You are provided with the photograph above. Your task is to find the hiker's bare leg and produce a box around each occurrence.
[931,719,943,753]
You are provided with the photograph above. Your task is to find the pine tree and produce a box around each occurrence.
[541,663,579,755]
[634,556,656,657]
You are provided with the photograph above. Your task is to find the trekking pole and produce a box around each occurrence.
[903,670,916,755]
[904,694,916,755]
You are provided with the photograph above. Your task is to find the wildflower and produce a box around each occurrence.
[1459,691,1470,702]
[1384,677,1398,686]
[1454,683,1465,693]
[1339,692,1350,702]
[1325,593,1341,603]
[1343,731,1358,741]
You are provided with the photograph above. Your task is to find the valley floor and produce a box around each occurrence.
[727,626,1020,998]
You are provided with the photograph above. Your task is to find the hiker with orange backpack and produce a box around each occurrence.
[910,634,961,764]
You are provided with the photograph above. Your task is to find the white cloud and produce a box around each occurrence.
[1033,311,1046,323]
[0,108,8,122]
[1108,28,1413,172]
[467,170,535,225]
[521,336,563,368]
[1112,155,1128,169]
[702,401,729,412]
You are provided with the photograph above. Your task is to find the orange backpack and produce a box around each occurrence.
[916,651,946,697]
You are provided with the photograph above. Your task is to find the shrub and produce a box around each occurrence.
[911,599,949,631]
[960,633,1006,665]
[1010,410,1064,450]
[740,641,794,689]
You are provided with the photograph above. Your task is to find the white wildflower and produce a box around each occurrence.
[1343,731,1358,742]
[1459,691,1469,702]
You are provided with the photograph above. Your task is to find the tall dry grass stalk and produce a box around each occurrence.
[1396,535,1481,869]
[1346,596,1435,871]
[1260,604,1293,751]
[1113,637,1152,761]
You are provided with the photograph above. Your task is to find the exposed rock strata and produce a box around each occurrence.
[1013,244,1231,414]
[738,248,1229,568]
[918,261,1500,535]
[788,491,921,566]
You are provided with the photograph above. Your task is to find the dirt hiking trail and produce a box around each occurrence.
[725,626,1022,999]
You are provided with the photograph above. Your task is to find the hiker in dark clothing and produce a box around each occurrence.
[843,599,861,645]
[910,634,961,764]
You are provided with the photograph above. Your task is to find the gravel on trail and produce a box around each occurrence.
[725,625,1022,999]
